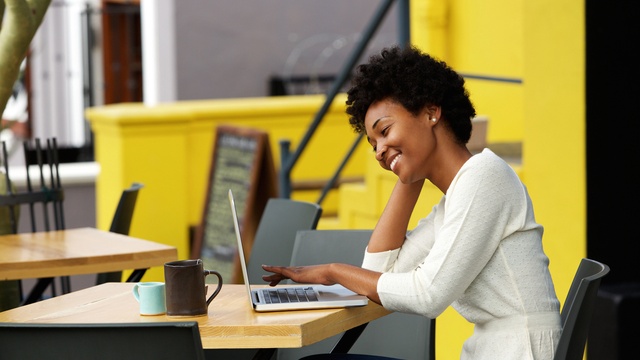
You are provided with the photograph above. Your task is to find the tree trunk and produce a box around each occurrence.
[0,0,51,118]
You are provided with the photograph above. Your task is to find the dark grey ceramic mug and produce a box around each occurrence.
[163,259,222,316]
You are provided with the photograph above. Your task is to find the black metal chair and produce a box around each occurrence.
[554,258,610,360]
[95,182,145,284]
[0,138,67,307]
[0,322,205,360]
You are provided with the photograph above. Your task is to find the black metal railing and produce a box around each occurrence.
[278,0,409,202]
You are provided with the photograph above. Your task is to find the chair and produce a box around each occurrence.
[203,197,322,360]
[0,322,205,360]
[554,258,610,360]
[0,138,68,307]
[298,256,609,360]
[278,230,435,360]
[246,198,322,283]
[96,182,145,285]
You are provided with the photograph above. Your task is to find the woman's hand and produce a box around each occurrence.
[261,263,384,305]
[261,264,335,287]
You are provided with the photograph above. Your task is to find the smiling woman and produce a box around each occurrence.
[261,45,562,360]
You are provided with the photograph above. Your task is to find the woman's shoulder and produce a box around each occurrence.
[464,148,512,174]
[453,148,523,193]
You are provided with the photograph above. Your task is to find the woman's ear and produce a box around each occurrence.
[425,106,442,123]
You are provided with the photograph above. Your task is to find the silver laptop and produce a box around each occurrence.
[228,189,369,312]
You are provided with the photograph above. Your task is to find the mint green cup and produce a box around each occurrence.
[132,282,166,315]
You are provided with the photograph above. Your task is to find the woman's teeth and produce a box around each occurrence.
[390,155,400,171]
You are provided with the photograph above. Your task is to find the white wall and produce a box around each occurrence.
[30,0,98,149]
[174,0,400,100]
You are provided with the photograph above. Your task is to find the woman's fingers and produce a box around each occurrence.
[261,265,289,286]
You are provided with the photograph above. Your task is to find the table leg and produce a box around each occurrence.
[330,322,369,353]
[252,348,276,360]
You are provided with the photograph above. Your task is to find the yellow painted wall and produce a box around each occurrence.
[412,0,525,145]
[522,0,586,304]
[86,95,369,281]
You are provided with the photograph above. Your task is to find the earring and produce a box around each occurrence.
[431,117,437,123]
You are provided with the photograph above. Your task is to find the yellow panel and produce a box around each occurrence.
[449,0,523,76]
[523,0,586,305]
[465,80,524,143]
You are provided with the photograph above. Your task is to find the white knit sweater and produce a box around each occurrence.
[362,149,562,360]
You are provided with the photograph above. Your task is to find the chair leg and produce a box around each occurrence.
[125,269,147,282]
[21,278,54,305]
[429,318,436,360]
[60,276,71,294]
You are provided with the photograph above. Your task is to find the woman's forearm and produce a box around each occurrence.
[367,179,424,253]
[327,263,382,304]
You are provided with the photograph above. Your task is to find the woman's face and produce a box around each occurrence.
[364,99,435,184]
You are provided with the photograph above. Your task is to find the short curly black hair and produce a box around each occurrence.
[346,45,476,144]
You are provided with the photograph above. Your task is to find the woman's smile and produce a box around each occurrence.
[390,154,401,172]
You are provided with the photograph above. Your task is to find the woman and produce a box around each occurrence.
[262,45,561,359]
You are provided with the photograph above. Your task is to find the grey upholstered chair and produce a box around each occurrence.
[278,229,435,360]
[246,198,322,283]
[204,197,322,360]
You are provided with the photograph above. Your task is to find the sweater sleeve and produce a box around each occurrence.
[362,206,438,272]
[375,151,530,318]
[361,248,400,271]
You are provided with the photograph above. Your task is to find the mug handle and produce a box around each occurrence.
[132,283,141,302]
[204,270,223,306]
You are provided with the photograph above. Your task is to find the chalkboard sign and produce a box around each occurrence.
[192,125,277,284]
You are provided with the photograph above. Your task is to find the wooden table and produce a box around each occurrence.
[0,282,390,351]
[0,227,177,281]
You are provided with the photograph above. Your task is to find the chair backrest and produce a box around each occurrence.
[554,258,610,360]
[96,182,144,285]
[0,322,205,360]
[289,229,373,266]
[0,138,65,235]
[246,198,322,284]
[278,229,435,360]
[109,182,144,235]
[0,138,67,306]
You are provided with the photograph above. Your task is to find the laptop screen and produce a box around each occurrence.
[228,189,257,308]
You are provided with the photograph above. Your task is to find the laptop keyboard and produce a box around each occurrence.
[261,287,319,304]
